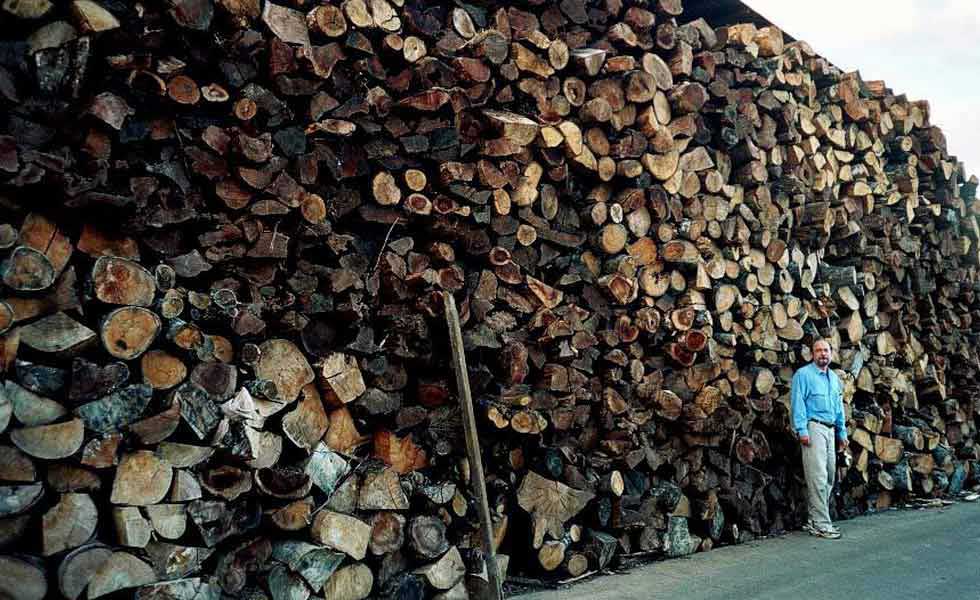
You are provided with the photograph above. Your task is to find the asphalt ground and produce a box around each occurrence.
[513,501,980,600]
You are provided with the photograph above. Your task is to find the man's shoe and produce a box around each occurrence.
[811,527,841,539]
[802,521,816,535]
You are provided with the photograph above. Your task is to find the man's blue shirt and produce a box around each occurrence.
[791,362,846,441]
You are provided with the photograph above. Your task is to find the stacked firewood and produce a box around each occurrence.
[1,0,979,598]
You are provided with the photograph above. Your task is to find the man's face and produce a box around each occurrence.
[813,342,832,369]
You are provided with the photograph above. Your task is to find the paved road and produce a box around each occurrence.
[514,502,980,600]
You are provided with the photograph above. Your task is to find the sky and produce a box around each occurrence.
[743,0,980,183]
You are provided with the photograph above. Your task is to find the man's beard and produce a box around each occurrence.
[815,357,830,367]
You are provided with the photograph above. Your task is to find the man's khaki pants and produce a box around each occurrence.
[802,421,836,531]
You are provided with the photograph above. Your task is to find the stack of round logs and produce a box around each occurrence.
[1,0,979,598]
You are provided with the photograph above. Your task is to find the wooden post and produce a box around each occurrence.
[444,293,504,600]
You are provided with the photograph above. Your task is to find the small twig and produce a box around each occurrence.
[557,570,599,585]
[172,119,193,178]
[270,220,281,250]
[618,550,659,559]
[371,217,402,274]
[505,575,551,588]
[299,223,320,238]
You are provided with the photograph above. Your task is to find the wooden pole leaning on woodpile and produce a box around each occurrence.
[444,292,504,600]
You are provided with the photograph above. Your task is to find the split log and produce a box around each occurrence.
[270,497,313,531]
[72,0,120,32]
[2,246,55,291]
[281,383,329,450]
[87,552,156,599]
[369,512,406,555]
[6,381,66,426]
[0,555,47,600]
[414,546,465,590]
[113,507,152,548]
[76,384,153,433]
[0,484,44,518]
[92,257,156,306]
[255,339,314,403]
[101,307,161,360]
[42,493,98,555]
[875,436,904,464]
[19,313,95,355]
[0,445,36,481]
[134,579,222,600]
[320,353,366,405]
[894,425,924,451]
[409,515,450,559]
[537,541,567,572]
[312,511,371,559]
[484,110,540,146]
[110,451,173,506]
[11,418,84,459]
[517,472,595,548]
[584,530,618,570]
[321,563,373,600]
[145,504,187,539]
[57,545,112,600]
[141,351,187,390]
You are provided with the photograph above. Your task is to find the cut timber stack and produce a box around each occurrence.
[0,0,979,598]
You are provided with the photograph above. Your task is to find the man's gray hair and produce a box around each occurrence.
[811,338,831,351]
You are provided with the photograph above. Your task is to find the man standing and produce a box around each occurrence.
[791,338,847,539]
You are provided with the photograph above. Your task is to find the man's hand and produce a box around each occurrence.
[800,435,810,447]
[836,438,846,453]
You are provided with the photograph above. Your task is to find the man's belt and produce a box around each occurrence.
[809,418,834,429]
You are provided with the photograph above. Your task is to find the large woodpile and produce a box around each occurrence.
[1,0,979,598]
